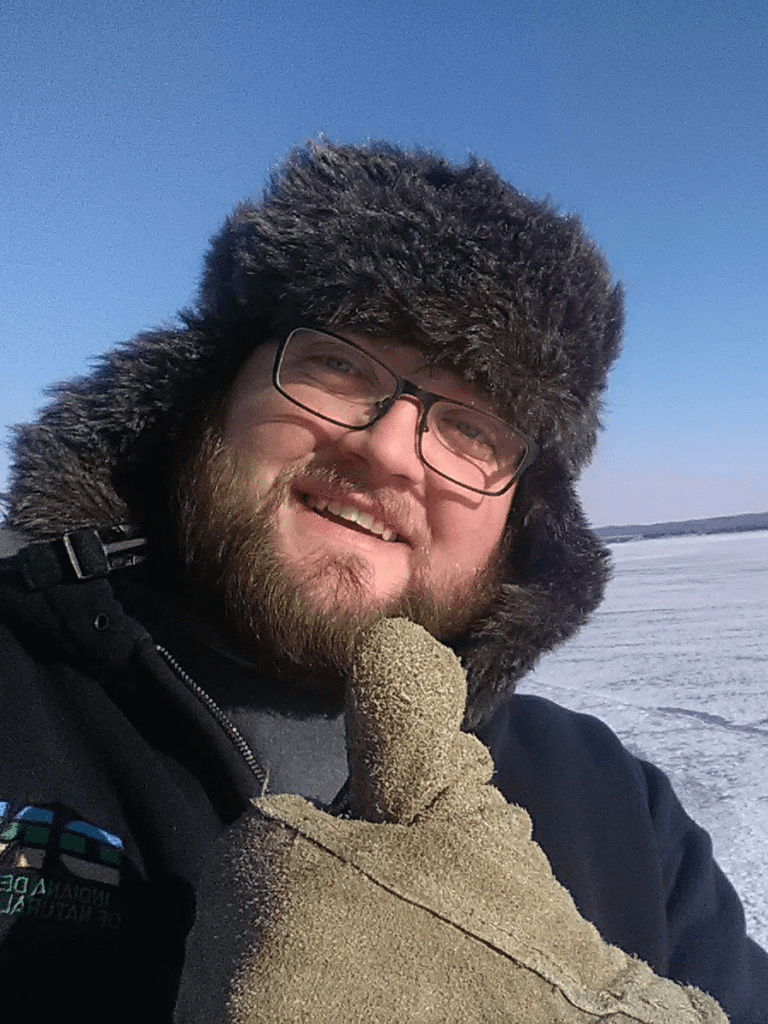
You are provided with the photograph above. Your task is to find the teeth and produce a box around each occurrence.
[304,495,398,541]
[352,510,375,532]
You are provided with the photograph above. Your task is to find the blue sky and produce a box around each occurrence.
[2,0,766,527]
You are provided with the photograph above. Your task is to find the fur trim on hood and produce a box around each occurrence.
[4,140,623,728]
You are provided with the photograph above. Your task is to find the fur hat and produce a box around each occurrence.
[5,140,623,727]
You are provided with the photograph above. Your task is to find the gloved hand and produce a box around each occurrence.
[174,619,727,1023]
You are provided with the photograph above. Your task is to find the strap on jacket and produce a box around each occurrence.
[0,525,147,591]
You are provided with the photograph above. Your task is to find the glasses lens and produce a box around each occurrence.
[277,330,396,426]
[424,401,530,494]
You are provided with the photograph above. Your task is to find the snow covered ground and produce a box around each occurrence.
[517,530,768,951]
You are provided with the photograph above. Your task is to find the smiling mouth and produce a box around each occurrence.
[301,493,402,542]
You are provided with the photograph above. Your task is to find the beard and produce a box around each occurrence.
[171,419,506,697]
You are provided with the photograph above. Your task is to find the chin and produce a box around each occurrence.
[302,580,404,618]
[281,550,400,614]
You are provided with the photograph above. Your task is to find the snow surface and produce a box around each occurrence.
[517,530,768,951]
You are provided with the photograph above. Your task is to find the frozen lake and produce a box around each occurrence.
[517,529,768,951]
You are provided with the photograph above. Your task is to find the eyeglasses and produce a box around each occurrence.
[272,328,539,496]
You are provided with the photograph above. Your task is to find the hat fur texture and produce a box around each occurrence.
[4,140,623,728]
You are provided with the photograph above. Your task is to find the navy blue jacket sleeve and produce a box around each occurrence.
[642,755,768,1023]
[477,693,768,1024]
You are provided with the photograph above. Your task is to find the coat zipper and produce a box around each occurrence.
[155,643,267,789]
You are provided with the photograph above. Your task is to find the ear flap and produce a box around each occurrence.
[459,455,611,729]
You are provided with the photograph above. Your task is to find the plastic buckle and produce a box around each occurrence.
[61,527,147,581]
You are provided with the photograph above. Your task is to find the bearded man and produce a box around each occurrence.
[1,141,765,1023]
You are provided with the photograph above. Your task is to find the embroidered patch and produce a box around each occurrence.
[0,801,124,929]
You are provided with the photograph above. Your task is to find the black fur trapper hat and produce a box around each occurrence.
[5,139,623,728]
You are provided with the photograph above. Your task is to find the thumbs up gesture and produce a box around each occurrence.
[175,620,726,1023]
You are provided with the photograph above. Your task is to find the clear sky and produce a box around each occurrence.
[2,0,766,527]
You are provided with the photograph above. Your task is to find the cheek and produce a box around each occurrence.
[222,415,317,498]
[434,501,512,573]
[427,496,511,574]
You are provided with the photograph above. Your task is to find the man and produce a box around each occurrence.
[0,141,765,1021]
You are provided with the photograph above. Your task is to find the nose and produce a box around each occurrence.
[338,396,425,485]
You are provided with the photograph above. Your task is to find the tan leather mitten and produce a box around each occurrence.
[174,619,727,1023]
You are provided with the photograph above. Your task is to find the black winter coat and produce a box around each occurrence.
[1,564,767,1024]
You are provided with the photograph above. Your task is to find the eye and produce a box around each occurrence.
[436,408,498,461]
[285,340,380,395]
[306,347,381,394]
[314,353,356,375]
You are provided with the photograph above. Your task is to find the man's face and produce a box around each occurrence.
[220,333,516,620]
[175,332,516,687]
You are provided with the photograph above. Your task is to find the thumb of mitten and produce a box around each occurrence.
[346,617,493,823]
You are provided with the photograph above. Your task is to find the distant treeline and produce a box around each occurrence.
[594,511,768,544]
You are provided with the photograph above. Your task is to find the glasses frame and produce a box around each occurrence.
[272,328,540,496]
